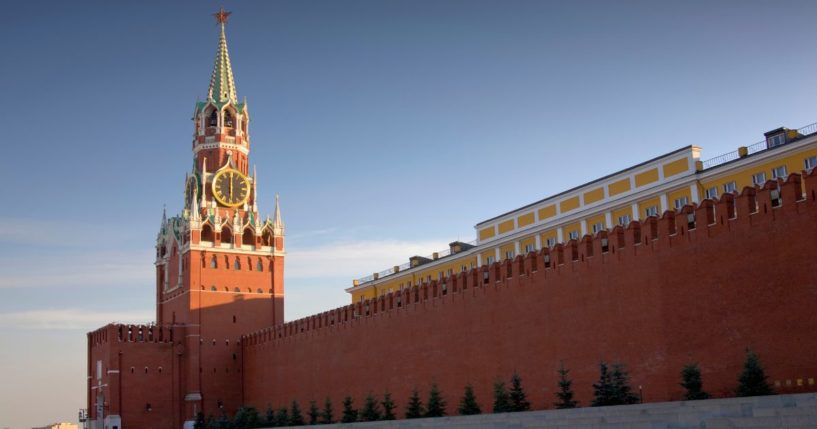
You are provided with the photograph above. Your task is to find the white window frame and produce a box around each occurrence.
[768,134,785,147]
[752,172,767,186]
[568,231,579,240]
[705,186,718,199]
[723,181,737,194]
[524,244,535,253]
[645,206,658,217]
[505,250,514,260]
[674,196,689,210]
[546,238,556,247]
[772,165,787,179]
[805,156,817,170]
[618,215,631,226]
[486,256,495,265]
[591,222,604,234]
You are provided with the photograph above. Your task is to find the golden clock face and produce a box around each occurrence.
[212,168,250,207]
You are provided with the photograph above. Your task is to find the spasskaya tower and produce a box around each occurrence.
[88,9,286,429]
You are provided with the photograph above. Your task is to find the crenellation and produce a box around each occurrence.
[241,174,817,352]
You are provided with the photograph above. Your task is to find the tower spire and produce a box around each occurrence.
[208,8,237,105]
[273,193,284,232]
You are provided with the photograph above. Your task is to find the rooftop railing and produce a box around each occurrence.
[701,121,817,170]
[354,240,477,286]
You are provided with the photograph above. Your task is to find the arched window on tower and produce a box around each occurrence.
[201,224,214,243]
[234,258,241,270]
[210,255,217,269]
[256,258,263,272]
[224,255,230,269]
[208,109,218,127]
[242,229,254,247]
[262,229,273,247]
[222,227,232,245]
[224,110,234,128]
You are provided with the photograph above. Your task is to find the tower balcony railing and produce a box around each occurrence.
[700,121,817,170]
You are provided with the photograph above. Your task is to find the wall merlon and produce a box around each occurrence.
[244,172,817,353]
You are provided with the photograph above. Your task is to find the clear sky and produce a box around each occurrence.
[1,1,816,427]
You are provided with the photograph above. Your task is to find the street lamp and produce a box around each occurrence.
[77,409,88,429]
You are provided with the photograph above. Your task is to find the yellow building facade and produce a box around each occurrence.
[346,123,817,301]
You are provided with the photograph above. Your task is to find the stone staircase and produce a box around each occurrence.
[274,393,817,428]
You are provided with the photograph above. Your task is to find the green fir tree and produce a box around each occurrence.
[289,401,305,426]
[611,363,639,405]
[737,348,775,397]
[381,392,396,420]
[492,381,512,413]
[308,400,320,425]
[341,396,358,423]
[233,407,261,429]
[509,372,531,412]
[680,362,710,400]
[204,415,217,429]
[457,384,482,415]
[405,388,425,419]
[425,383,447,417]
[360,393,382,421]
[592,361,615,406]
[274,407,289,427]
[554,363,579,409]
[194,412,207,429]
[264,405,275,427]
[320,397,334,424]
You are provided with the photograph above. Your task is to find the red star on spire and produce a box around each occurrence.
[214,7,232,25]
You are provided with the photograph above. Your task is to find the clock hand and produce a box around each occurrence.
[230,172,234,199]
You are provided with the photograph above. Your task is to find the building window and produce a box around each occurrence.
[256,288,263,294]
[256,259,263,272]
[234,258,241,270]
[461,265,468,272]
[234,287,240,293]
[486,256,495,265]
[568,231,579,240]
[772,165,787,179]
[546,238,556,247]
[723,181,737,194]
[591,223,604,234]
[645,206,658,217]
[768,134,785,147]
[705,186,718,199]
[618,215,631,226]
[210,286,217,291]
[524,244,535,253]
[447,269,453,277]
[752,172,767,186]
[674,196,689,210]
[210,255,217,269]
[805,156,817,170]
[505,250,514,260]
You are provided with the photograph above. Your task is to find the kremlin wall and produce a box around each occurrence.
[241,173,817,413]
[86,10,817,429]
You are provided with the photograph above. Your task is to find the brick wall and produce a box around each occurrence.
[242,171,817,417]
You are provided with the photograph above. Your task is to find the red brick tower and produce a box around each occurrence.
[88,9,285,429]
[153,8,286,424]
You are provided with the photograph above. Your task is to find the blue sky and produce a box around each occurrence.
[2,1,817,427]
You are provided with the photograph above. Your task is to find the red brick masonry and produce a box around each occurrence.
[243,171,817,415]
